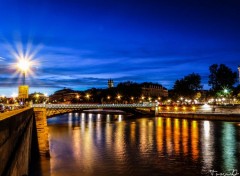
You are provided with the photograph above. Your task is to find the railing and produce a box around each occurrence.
[32,103,156,109]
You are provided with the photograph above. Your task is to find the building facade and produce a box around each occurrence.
[141,83,168,98]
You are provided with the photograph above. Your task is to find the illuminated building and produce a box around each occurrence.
[49,88,79,103]
[141,83,168,98]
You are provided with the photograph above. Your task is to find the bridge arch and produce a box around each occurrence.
[33,103,158,156]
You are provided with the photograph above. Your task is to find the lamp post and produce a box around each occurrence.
[17,59,31,85]
[16,58,31,105]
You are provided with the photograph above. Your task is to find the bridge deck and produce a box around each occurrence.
[32,103,156,109]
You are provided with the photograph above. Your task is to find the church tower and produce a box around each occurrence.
[108,79,114,88]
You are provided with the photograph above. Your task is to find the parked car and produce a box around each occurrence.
[0,104,5,113]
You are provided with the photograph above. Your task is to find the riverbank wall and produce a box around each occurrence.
[0,108,38,176]
[158,112,240,121]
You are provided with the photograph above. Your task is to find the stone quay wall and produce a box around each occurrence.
[0,108,37,176]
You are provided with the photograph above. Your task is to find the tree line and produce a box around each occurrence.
[171,64,239,101]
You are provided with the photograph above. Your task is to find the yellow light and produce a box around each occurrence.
[182,106,186,111]
[107,96,110,99]
[174,106,178,111]
[167,106,170,110]
[131,97,134,100]
[192,106,196,110]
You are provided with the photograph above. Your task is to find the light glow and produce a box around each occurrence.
[17,59,31,72]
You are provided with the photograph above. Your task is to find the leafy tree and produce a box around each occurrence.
[208,64,237,94]
[233,84,240,99]
[173,73,202,99]
[116,81,142,101]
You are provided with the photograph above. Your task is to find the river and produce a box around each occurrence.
[33,112,240,176]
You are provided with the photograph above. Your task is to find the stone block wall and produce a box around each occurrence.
[0,108,35,176]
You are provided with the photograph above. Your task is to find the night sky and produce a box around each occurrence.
[0,0,240,96]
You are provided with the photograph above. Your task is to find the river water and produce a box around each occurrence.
[34,112,240,176]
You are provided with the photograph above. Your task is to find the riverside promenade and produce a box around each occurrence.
[159,112,240,121]
[158,104,240,121]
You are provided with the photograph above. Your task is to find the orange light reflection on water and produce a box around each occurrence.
[182,119,188,155]
[156,118,163,152]
[166,118,172,154]
[191,121,199,161]
[174,119,180,154]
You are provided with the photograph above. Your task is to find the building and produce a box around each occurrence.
[108,79,114,88]
[49,88,79,103]
[141,83,168,98]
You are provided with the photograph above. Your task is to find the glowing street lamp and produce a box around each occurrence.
[117,95,121,100]
[17,58,32,85]
[223,89,228,94]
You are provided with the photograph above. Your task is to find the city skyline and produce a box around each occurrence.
[0,0,240,96]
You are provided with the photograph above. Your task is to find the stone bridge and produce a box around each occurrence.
[32,103,158,117]
[32,103,158,157]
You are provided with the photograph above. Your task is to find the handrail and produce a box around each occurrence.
[32,103,156,109]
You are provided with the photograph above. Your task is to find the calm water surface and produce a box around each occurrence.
[36,113,240,176]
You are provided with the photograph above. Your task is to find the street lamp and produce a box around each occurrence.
[223,89,228,94]
[117,95,121,100]
[16,58,33,105]
[17,58,31,85]
[85,94,90,101]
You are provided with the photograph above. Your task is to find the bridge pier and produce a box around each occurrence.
[34,108,50,157]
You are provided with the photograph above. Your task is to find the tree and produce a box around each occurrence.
[173,73,202,99]
[208,64,237,94]
[233,84,240,99]
[116,81,142,102]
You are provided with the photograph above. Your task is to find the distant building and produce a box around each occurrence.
[108,79,114,88]
[49,88,79,103]
[141,83,168,98]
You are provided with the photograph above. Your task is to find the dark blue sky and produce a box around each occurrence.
[0,0,240,96]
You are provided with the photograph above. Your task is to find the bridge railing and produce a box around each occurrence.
[32,103,156,109]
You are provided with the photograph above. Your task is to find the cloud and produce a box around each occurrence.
[0,56,6,61]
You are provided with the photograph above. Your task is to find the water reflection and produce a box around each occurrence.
[201,121,214,172]
[156,118,163,152]
[174,119,180,154]
[43,114,240,176]
[222,123,237,171]
[182,119,189,156]
[191,121,199,161]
